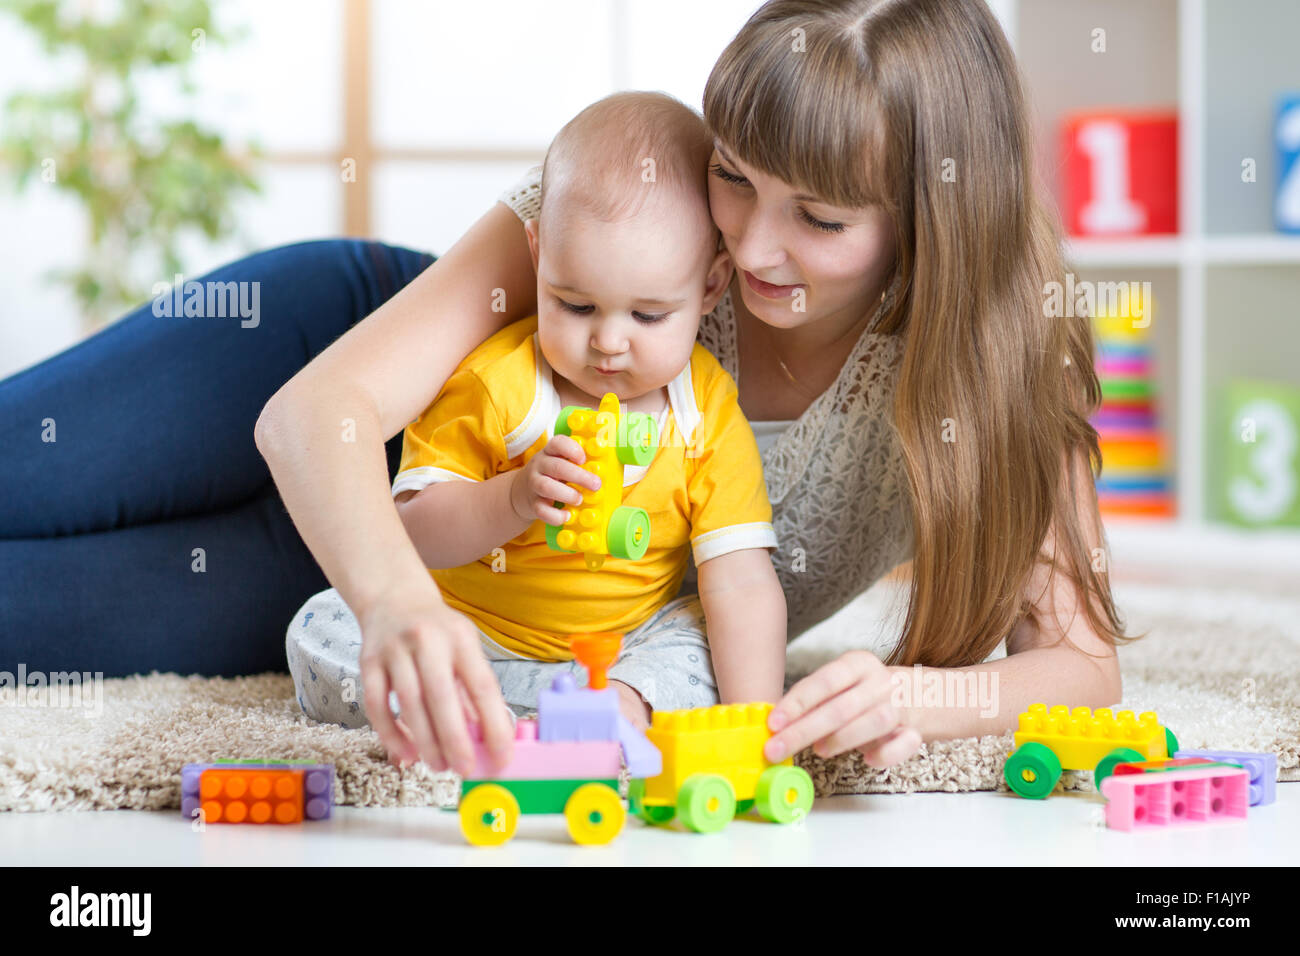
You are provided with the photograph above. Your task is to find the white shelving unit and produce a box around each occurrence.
[997,0,1300,553]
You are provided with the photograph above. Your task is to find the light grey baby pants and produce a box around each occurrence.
[286,586,721,728]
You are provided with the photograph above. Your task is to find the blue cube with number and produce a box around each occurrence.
[1276,93,1300,233]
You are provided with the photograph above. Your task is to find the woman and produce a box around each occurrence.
[0,0,1127,779]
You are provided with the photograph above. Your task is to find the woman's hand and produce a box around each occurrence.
[763,650,922,767]
[356,578,515,777]
[509,434,602,525]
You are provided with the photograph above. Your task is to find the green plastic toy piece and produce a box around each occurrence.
[1093,747,1145,790]
[1003,741,1063,799]
[754,765,815,824]
[628,778,676,824]
[461,777,619,815]
[617,412,658,466]
[606,506,651,560]
[677,774,736,833]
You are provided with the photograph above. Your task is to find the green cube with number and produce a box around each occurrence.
[1215,381,1300,527]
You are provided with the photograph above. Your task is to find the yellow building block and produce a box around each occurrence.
[640,703,790,806]
[1012,703,1169,770]
[548,392,655,571]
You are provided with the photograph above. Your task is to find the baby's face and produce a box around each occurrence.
[527,198,723,405]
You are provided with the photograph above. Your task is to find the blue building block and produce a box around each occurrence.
[1175,749,1276,807]
[537,673,620,742]
[1276,93,1300,234]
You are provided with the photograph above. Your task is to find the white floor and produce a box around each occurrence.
[4,784,1294,866]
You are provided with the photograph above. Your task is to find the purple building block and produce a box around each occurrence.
[616,715,662,778]
[537,673,620,742]
[1175,749,1276,807]
[181,762,334,821]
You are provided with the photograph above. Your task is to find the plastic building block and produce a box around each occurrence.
[545,391,657,571]
[189,768,307,824]
[181,762,333,822]
[615,714,663,778]
[537,673,620,742]
[1175,749,1277,807]
[1113,757,1224,775]
[1003,703,1179,799]
[459,779,624,847]
[631,702,814,833]
[463,718,622,780]
[456,632,662,846]
[1101,765,1249,831]
[571,631,620,689]
[1277,94,1300,233]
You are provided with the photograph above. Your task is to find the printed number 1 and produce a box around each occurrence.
[1078,121,1146,234]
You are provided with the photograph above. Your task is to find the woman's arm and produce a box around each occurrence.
[254,200,536,615]
[892,446,1121,741]
[763,448,1118,765]
[253,199,537,776]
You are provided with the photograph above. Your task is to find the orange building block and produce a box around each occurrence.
[199,768,305,824]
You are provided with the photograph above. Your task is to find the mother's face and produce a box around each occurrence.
[707,139,896,331]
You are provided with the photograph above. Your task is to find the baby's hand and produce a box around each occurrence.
[509,434,602,525]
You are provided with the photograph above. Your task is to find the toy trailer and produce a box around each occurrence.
[629,702,814,833]
[1003,703,1180,799]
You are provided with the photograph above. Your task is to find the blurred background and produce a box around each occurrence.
[2,0,1299,567]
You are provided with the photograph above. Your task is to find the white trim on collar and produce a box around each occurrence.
[503,337,562,459]
[511,333,699,487]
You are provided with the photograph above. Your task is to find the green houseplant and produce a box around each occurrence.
[1,0,262,330]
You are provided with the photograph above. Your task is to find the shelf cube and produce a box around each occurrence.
[1062,111,1178,237]
[1215,381,1300,528]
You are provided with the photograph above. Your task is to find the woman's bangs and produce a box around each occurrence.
[705,31,887,210]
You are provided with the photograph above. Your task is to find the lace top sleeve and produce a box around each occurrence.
[497,164,543,222]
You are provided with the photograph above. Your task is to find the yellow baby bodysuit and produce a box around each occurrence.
[391,316,777,661]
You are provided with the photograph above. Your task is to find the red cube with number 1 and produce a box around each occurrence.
[1062,112,1178,237]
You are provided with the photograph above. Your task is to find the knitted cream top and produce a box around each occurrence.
[498,167,915,640]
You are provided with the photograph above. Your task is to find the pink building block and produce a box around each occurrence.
[465,718,622,779]
[1101,765,1249,831]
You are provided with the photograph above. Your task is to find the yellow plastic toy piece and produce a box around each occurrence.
[563,782,626,845]
[640,703,790,809]
[459,783,520,846]
[547,392,656,571]
[1012,703,1169,769]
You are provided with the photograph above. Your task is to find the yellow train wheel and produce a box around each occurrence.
[460,784,519,846]
[564,782,625,845]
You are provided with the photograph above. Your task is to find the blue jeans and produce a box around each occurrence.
[0,239,436,677]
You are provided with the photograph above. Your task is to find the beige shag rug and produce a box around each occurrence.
[2,579,1296,812]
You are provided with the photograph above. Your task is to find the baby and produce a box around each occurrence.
[287,92,787,733]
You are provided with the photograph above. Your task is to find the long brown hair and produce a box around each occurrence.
[703,0,1135,667]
